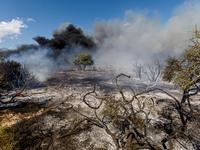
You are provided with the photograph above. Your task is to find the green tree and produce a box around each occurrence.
[73,53,94,70]
[163,27,200,103]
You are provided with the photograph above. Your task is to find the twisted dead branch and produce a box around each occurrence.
[73,73,200,149]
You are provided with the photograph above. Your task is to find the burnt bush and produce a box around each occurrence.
[0,60,39,90]
[0,60,23,90]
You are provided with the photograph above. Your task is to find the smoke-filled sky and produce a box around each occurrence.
[1,0,200,81]
[0,0,186,48]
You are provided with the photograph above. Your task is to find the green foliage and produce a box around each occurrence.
[101,100,121,126]
[73,53,94,70]
[162,56,181,82]
[0,126,16,150]
[163,27,200,90]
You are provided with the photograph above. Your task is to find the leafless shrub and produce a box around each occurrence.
[19,65,40,89]
[132,61,145,80]
[0,60,40,91]
[144,60,163,82]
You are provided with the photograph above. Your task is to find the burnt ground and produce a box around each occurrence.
[0,70,199,150]
[0,70,119,150]
[45,70,176,93]
[45,70,117,93]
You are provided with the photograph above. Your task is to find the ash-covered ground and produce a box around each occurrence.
[0,70,200,150]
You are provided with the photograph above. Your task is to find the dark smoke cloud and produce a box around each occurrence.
[34,24,95,50]
[0,44,39,58]
[1,24,96,81]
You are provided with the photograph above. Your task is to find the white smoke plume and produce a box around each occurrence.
[8,49,55,81]
[5,0,200,81]
[93,0,200,71]
[7,47,93,82]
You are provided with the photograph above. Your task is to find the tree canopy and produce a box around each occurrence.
[163,27,200,103]
[73,53,94,70]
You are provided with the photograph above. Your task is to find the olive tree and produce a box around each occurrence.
[73,53,94,70]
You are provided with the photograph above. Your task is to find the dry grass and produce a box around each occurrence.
[0,126,16,150]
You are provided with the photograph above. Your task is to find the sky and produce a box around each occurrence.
[0,0,185,49]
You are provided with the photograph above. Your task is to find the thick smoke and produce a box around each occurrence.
[93,0,200,71]
[4,0,200,81]
[6,24,96,81]
[9,49,54,81]
[34,24,95,51]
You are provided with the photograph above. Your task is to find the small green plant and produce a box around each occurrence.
[73,53,94,70]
